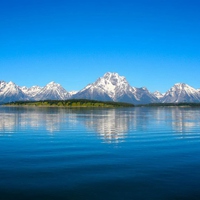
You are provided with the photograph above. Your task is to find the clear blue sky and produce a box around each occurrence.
[0,0,200,92]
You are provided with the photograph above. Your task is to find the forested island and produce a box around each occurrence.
[4,100,200,108]
[4,99,134,108]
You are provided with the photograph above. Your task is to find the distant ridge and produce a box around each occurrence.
[1,72,200,104]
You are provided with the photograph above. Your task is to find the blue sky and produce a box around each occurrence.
[0,0,200,92]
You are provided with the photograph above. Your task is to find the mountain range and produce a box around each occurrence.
[1,72,200,104]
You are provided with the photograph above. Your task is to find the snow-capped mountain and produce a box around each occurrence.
[161,83,200,103]
[153,91,164,99]
[73,72,157,104]
[0,81,7,91]
[69,91,78,96]
[1,74,200,104]
[34,81,70,100]
[73,72,130,102]
[73,82,112,101]
[20,86,43,98]
[0,81,71,103]
[133,87,158,104]
[0,81,29,103]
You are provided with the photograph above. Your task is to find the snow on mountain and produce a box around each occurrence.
[93,72,129,100]
[20,85,43,98]
[0,81,7,91]
[34,81,70,100]
[69,91,78,96]
[20,86,28,93]
[133,87,158,104]
[161,83,200,103]
[74,72,157,104]
[0,81,29,103]
[73,82,112,101]
[1,76,200,104]
[96,72,137,102]
[74,72,130,102]
[153,91,164,99]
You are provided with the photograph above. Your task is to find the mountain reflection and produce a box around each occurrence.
[77,109,133,143]
[0,107,75,133]
[0,107,200,142]
[168,107,200,133]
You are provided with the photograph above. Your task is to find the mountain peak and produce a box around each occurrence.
[174,83,188,87]
[92,72,130,99]
[74,72,156,104]
[153,91,164,99]
[171,83,197,92]
[34,82,69,100]
[7,81,16,86]
[162,83,200,103]
[104,72,120,77]
[5,81,19,90]
[103,72,126,82]
[97,72,128,89]
[47,81,59,85]
[0,81,29,103]
[45,82,62,89]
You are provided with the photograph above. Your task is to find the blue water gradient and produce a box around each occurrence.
[0,106,200,199]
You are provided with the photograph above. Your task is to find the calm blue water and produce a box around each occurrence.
[1,106,200,200]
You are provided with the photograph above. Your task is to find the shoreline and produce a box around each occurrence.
[2,99,134,108]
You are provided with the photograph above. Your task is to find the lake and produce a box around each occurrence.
[0,106,200,200]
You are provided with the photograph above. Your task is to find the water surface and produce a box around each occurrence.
[0,106,200,199]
